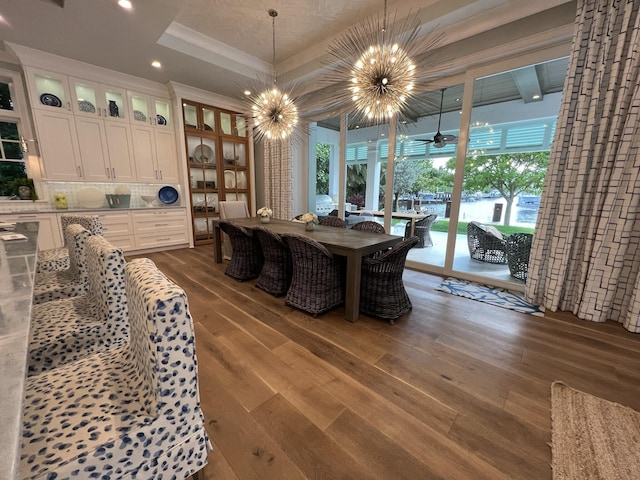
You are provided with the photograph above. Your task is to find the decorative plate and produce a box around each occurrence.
[77,187,106,209]
[224,170,236,189]
[203,123,213,131]
[193,144,214,164]
[156,114,167,125]
[133,110,147,122]
[40,93,62,107]
[158,186,179,205]
[78,100,96,113]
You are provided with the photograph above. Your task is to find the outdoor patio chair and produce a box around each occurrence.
[466,220,508,263]
[254,226,293,296]
[282,233,344,316]
[36,214,103,274]
[219,221,263,281]
[506,232,533,281]
[360,236,418,324]
[404,214,438,247]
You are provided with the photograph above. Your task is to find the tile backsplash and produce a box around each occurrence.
[0,182,182,212]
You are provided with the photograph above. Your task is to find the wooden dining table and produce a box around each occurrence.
[212,217,402,322]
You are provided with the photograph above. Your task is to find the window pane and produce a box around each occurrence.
[0,121,19,140]
[0,83,14,111]
[3,141,22,159]
[0,160,27,196]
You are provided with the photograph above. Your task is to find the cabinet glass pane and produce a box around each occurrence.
[202,107,215,131]
[220,112,232,135]
[187,136,217,166]
[155,99,170,126]
[236,115,247,137]
[223,169,237,190]
[183,103,198,128]
[131,95,149,123]
[74,82,97,112]
[35,74,67,106]
[222,141,246,167]
[104,88,126,120]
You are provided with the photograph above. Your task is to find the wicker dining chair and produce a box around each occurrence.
[351,220,385,234]
[403,214,438,247]
[219,221,263,281]
[319,216,347,228]
[282,233,344,316]
[253,226,293,296]
[360,236,418,324]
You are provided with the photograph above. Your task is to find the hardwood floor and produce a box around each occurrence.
[133,245,640,480]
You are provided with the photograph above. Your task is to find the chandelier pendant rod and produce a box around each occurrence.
[269,9,278,86]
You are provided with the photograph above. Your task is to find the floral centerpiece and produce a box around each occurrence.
[300,212,318,231]
[257,206,273,223]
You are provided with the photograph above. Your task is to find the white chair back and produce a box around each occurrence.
[219,201,249,259]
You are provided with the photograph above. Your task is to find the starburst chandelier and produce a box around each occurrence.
[247,9,298,141]
[326,0,446,126]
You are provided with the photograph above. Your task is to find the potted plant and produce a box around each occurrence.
[11,178,38,201]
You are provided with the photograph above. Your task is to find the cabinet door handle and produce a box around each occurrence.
[67,101,71,111]
[155,223,169,227]
[159,170,163,180]
[78,166,83,177]
[112,168,116,178]
[157,237,171,242]
[106,167,111,178]
[17,214,37,218]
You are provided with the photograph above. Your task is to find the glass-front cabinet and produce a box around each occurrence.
[182,101,250,245]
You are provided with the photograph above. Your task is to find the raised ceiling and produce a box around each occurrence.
[0,0,575,117]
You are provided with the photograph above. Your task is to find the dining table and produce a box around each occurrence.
[212,217,402,322]
[350,210,429,237]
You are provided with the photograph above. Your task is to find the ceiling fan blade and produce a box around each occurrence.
[414,138,435,143]
[441,134,457,142]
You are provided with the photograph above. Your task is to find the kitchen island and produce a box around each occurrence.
[0,221,38,479]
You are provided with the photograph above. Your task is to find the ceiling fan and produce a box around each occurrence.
[415,88,458,148]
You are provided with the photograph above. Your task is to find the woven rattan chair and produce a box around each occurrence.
[360,236,418,324]
[466,221,508,263]
[219,221,263,281]
[506,232,533,281]
[319,216,347,228]
[352,220,385,234]
[254,226,293,296]
[282,233,344,316]
[403,214,438,247]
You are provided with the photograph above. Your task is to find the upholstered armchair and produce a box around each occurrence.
[20,258,211,479]
[36,214,103,274]
[32,224,92,304]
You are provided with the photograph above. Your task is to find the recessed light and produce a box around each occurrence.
[243,90,251,96]
[533,94,541,99]
[118,0,132,10]
[151,60,162,68]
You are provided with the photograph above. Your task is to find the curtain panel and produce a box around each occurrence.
[526,0,640,332]
[263,139,294,221]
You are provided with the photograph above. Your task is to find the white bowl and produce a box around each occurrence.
[141,195,156,207]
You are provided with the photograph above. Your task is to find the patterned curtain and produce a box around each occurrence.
[263,139,293,220]
[525,0,640,332]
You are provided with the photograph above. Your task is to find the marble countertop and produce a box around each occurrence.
[0,222,38,479]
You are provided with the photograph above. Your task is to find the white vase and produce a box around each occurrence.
[260,216,271,223]
[305,221,315,231]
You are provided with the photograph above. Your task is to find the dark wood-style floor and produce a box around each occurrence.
[133,246,640,480]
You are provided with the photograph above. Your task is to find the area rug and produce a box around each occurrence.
[435,277,544,316]
[551,381,640,479]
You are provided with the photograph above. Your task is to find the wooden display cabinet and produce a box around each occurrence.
[182,101,250,245]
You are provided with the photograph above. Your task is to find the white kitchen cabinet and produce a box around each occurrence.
[25,67,73,112]
[33,109,84,181]
[132,208,188,249]
[77,211,135,252]
[0,212,61,251]
[131,124,179,183]
[75,116,137,182]
[68,77,128,123]
[128,92,172,129]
